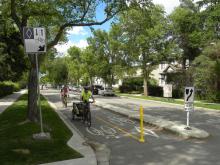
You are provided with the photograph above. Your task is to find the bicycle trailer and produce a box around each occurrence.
[72,101,84,120]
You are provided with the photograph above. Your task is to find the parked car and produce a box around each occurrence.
[69,86,82,92]
[98,87,115,96]
[92,85,103,95]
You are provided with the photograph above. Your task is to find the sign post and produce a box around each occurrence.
[23,27,50,139]
[184,87,195,130]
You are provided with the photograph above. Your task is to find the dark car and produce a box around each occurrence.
[92,85,103,95]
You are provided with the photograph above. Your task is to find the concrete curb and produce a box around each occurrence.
[95,101,210,139]
[119,95,219,111]
[41,97,97,165]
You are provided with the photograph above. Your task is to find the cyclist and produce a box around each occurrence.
[81,86,95,112]
[60,85,69,107]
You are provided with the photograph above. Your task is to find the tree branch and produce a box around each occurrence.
[47,9,120,49]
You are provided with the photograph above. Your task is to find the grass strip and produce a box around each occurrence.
[0,94,82,165]
[117,93,220,110]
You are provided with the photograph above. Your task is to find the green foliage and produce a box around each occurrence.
[67,46,83,85]
[0,17,28,81]
[169,1,204,67]
[119,77,162,96]
[47,58,69,85]
[0,81,20,97]
[87,27,127,86]
[0,94,82,164]
[117,3,172,95]
[192,41,220,102]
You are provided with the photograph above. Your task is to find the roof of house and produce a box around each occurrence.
[162,64,182,74]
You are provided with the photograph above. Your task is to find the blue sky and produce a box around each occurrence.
[55,0,180,54]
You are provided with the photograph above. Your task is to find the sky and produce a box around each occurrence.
[55,0,180,55]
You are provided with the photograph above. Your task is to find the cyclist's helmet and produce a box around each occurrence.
[84,86,89,91]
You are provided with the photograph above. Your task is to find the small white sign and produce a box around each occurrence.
[184,87,194,103]
[163,84,172,98]
[184,102,194,111]
[23,27,46,53]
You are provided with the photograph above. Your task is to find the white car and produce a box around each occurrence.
[98,87,115,96]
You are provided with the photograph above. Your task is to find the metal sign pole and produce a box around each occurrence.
[35,53,44,133]
[186,111,190,128]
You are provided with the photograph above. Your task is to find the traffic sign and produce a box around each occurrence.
[184,102,194,112]
[184,87,194,103]
[23,27,46,53]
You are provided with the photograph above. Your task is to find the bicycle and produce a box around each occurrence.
[83,101,93,127]
[72,100,94,127]
[62,95,68,107]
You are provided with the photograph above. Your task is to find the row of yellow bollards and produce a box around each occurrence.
[139,105,145,143]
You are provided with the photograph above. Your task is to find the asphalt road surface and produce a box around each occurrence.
[43,89,220,165]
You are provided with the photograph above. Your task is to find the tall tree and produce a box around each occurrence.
[0,9,28,81]
[195,0,220,48]
[192,41,220,102]
[118,3,169,96]
[169,0,204,68]
[67,46,83,86]
[2,0,128,122]
[87,26,126,87]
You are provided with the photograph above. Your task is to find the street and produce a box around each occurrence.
[42,89,220,165]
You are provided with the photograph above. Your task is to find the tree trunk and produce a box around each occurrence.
[27,54,39,122]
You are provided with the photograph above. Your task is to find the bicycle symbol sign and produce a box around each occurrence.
[23,27,46,53]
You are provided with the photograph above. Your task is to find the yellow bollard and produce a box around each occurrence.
[139,105,145,143]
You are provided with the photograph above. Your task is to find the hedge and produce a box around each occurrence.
[0,81,20,98]
[119,77,163,97]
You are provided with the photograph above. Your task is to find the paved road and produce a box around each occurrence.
[42,89,220,165]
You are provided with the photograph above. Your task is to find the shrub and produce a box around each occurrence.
[172,88,184,98]
[148,85,163,97]
[0,81,20,97]
[119,77,163,97]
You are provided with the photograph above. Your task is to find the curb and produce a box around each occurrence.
[119,95,219,111]
[42,96,97,165]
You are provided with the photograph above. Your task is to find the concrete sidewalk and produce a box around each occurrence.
[0,89,27,114]
[42,94,97,165]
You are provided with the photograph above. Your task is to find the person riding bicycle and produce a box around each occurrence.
[60,85,69,107]
[80,86,95,112]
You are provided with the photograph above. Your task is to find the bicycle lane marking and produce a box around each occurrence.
[86,126,121,139]
[95,116,139,141]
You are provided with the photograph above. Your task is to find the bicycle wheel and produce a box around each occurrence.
[86,110,91,128]
[64,96,67,107]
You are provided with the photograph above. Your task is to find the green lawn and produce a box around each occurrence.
[0,94,82,165]
[117,93,220,110]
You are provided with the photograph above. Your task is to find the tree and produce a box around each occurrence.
[87,26,127,87]
[0,10,28,81]
[80,47,99,85]
[2,0,128,122]
[47,58,69,85]
[197,0,220,40]
[118,3,169,96]
[67,46,83,86]
[169,0,204,68]
[192,42,220,102]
